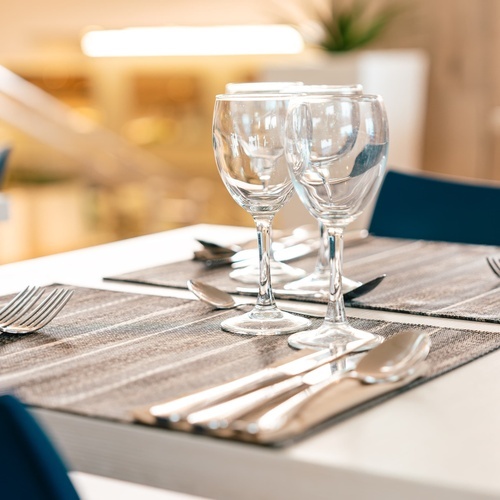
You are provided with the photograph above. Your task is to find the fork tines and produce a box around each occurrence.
[0,286,73,334]
[486,256,500,278]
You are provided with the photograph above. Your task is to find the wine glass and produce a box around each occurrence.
[279,84,364,295]
[284,94,388,350]
[212,93,311,335]
[224,82,307,284]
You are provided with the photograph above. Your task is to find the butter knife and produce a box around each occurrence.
[151,338,370,426]
[237,274,386,303]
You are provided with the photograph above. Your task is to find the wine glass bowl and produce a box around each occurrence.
[284,94,389,350]
[214,106,292,214]
[212,93,311,335]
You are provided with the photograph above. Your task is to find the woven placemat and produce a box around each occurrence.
[103,236,401,293]
[1,286,499,445]
[344,239,500,323]
[105,237,500,323]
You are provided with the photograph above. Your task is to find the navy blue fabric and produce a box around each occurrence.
[0,394,80,500]
[0,146,11,187]
[369,170,500,245]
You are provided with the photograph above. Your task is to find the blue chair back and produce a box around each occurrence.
[0,146,11,187]
[0,394,80,500]
[369,170,500,245]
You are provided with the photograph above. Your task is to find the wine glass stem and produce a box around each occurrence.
[254,215,275,308]
[325,225,346,323]
[315,221,329,275]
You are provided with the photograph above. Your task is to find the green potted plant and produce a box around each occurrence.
[311,0,404,52]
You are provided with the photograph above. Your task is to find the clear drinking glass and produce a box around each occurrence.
[224,81,307,284]
[212,93,311,335]
[284,94,389,349]
[279,84,364,295]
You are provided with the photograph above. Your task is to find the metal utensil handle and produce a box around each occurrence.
[187,375,305,429]
[150,368,281,423]
[250,374,344,435]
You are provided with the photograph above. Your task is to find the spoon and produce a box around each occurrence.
[187,275,385,319]
[188,279,324,318]
[189,331,430,432]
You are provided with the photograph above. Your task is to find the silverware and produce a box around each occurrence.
[187,279,323,317]
[187,332,430,432]
[195,224,319,255]
[235,331,431,438]
[195,229,369,268]
[195,241,319,269]
[343,274,386,301]
[486,256,500,277]
[236,274,386,302]
[195,224,318,255]
[0,286,73,334]
[150,338,371,426]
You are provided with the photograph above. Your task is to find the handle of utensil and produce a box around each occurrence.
[186,375,305,430]
[248,352,428,438]
[246,374,344,437]
[151,340,370,426]
[150,368,284,424]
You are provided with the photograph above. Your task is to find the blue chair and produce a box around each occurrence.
[368,169,500,246]
[0,394,80,500]
[0,146,11,187]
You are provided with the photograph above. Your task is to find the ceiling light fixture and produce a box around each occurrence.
[81,25,304,57]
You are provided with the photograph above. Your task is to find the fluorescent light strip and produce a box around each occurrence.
[81,25,304,57]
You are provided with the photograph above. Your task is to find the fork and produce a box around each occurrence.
[0,286,73,334]
[486,256,500,278]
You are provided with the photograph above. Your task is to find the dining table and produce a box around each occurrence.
[1,223,500,500]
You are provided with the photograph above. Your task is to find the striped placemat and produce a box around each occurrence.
[105,237,500,323]
[1,286,500,445]
[343,239,500,323]
[104,236,405,292]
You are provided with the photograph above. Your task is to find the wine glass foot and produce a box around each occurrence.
[287,321,383,350]
[283,271,330,293]
[221,306,311,336]
[283,273,361,294]
[230,260,306,285]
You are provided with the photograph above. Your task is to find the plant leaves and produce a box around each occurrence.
[316,0,405,52]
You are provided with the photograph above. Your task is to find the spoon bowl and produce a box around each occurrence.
[188,280,236,310]
[351,330,431,382]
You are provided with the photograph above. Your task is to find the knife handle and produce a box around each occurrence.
[150,368,284,424]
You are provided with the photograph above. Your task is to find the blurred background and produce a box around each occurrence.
[0,0,498,263]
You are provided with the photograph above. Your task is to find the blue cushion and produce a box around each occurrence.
[0,394,80,500]
[369,170,500,245]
